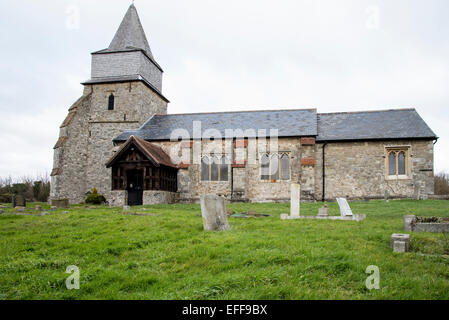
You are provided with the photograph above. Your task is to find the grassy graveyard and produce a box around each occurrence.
[0,200,448,300]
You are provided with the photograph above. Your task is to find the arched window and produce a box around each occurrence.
[211,156,219,181]
[108,94,115,110]
[260,154,270,180]
[220,156,228,181]
[386,148,409,178]
[398,152,406,175]
[260,153,290,181]
[388,152,396,176]
[201,155,229,181]
[281,154,290,180]
[271,154,279,180]
[201,156,209,181]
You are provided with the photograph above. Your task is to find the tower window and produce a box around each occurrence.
[108,94,115,110]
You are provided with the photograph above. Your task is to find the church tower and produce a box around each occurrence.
[50,4,168,204]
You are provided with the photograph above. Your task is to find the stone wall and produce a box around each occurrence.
[151,137,314,203]
[50,81,167,204]
[50,93,91,204]
[108,190,176,206]
[148,137,434,203]
[315,140,434,200]
[143,190,176,204]
[109,190,127,207]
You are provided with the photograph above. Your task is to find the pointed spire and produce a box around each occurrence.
[107,4,154,59]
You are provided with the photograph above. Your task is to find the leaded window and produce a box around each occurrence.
[386,148,409,178]
[201,155,229,181]
[260,153,290,181]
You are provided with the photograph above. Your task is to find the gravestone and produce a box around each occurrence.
[404,215,416,232]
[12,194,26,208]
[393,240,407,253]
[15,206,26,213]
[35,205,43,211]
[290,184,300,218]
[280,184,301,220]
[200,195,231,231]
[384,190,390,202]
[0,209,3,214]
[51,199,69,209]
[123,205,131,212]
[336,198,353,217]
[390,234,410,252]
[318,206,329,217]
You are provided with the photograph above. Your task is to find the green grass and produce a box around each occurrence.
[0,200,448,300]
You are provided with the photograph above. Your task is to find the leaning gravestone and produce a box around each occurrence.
[12,194,26,208]
[336,198,353,217]
[200,195,231,231]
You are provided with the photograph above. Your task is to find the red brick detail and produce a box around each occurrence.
[232,160,247,168]
[178,162,190,169]
[180,140,193,148]
[301,137,316,146]
[234,139,248,148]
[301,157,316,166]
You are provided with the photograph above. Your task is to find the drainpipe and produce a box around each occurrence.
[230,138,234,201]
[322,143,327,202]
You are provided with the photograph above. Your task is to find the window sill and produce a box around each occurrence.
[386,175,411,181]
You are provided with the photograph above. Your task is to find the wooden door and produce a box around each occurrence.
[127,170,143,206]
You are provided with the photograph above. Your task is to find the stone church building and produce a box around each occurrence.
[50,5,438,206]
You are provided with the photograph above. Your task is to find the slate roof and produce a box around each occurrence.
[92,4,162,70]
[104,4,152,58]
[316,109,437,141]
[114,109,318,142]
[113,108,436,143]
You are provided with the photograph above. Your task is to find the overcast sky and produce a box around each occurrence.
[0,0,448,179]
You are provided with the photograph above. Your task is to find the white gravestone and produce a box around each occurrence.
[336,198,353,217]
[290,184,300,217]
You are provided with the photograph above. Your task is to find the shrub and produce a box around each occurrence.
[415,216,443,223]
[85,188,106,205]
[0,193,12,203]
